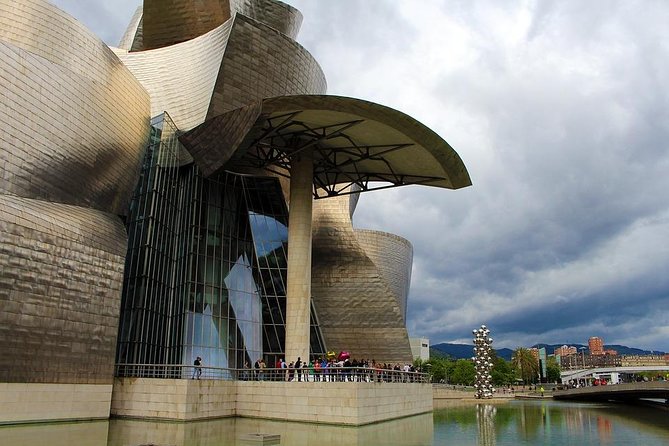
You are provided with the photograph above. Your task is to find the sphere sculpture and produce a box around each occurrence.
[472,324,494,399]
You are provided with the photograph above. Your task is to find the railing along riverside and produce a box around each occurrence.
[114,364,431,383]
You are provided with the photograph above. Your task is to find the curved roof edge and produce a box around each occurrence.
[180,94,472,194]
[260,95,472,190]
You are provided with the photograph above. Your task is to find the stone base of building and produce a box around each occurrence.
[0,383,112,425]
[111,378,433,426]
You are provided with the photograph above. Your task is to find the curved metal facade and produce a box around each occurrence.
[231,0,303,40]
[311,195,414,363]
[141,0,232,50]
[114,13,325,132]
[355,229,413,324]
[0,0,150,385]
[114,21,232,131]
[205,14,326,119]
[0,195,128,383]
[0,0,151,215]
[133,0,302,51]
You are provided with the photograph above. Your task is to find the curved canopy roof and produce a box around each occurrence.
[179,95,471,198]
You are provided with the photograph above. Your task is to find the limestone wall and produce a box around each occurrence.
[111,378,432,426]
[0,383,112,425]
[111,378,236,421]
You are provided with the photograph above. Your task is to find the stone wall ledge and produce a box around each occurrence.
[111,378,433,426]
[0,383,112,425]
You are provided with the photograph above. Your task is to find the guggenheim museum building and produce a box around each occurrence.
[0,0,470,422]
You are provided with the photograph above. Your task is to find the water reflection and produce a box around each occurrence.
[435,400,669,445]
[2,401,669,446]
[476,404,496,446]
[0,420,109,446]
[106,414,432,446]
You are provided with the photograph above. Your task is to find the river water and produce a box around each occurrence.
[1,400,668,445]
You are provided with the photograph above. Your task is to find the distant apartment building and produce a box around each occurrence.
[620,355,669,367]
[560,352,621,370]
[554,345,577,357]
[560,354,585,370]
[589,336,604,355]
[529,348,541,364]
[590,352,621,367]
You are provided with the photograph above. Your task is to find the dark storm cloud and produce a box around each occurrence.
[55,0,669,350]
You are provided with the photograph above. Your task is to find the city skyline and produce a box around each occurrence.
[52,0,669,352]
[435,337,667,353]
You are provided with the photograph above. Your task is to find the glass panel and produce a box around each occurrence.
[117,154,327,373]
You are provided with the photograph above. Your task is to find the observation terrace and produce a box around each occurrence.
[114,363,430,383]
[110,364,432,425]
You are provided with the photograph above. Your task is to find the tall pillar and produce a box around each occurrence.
[284,150,313,363]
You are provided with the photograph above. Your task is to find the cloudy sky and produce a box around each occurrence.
[52,1,669,352]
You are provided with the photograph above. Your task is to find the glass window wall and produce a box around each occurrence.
[116,114,325,377]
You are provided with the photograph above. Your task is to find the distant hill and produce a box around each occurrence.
[430,343,473,360]
[430,343,513,361]
[605,344,665,356]
[496,348,515,361]
[431,342,665,361]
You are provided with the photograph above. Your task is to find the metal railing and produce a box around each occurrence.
[115,364,431,383]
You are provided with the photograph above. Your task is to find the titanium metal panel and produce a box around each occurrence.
[205,14,326,118]
[0,195,127,384]
[141,0,232,50]
[355,229,413,324]
[0,0,151,215]
[115,13,324,133]
[232,0,303,39]
[139,0,301,52]
[114,20,232,131]
[180,102,263,175]
[0,0,148,385]
[311,195,414,363]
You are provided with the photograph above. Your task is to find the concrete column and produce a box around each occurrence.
[284,150,313,363]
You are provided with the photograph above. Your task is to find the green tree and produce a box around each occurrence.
[491,357,515,386]
[423,356,456,383]
[512,347,539,384]
[450,359,476,385]
[546,356,561,383]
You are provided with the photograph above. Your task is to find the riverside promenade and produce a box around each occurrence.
[553,381,669,403]
[432,384,535,407]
